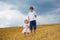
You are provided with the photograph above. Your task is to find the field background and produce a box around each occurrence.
[0,24,60,40]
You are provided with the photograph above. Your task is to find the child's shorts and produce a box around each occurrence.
[30,20,36,30]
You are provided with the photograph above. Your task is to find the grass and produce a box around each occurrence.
[0,24,60,40]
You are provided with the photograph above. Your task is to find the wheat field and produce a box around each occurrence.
[0,24,60,40]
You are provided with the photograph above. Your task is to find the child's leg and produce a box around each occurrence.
[24,32,26,37]
[30,21,33,34]
[27,32,29,35]
[30,24,33,36]
[27,32,30,36]
[34,26,36,33]
[31,30,32,34]
[33,20,36,34]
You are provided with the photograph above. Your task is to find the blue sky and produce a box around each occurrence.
[1,0,60,15]
[0,0,60,28]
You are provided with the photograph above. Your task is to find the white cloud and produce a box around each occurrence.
[0,1,60,28]
[0,1,26,28]
[37,8,60,25]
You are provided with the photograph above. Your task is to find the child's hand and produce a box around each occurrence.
[35,15,37,18]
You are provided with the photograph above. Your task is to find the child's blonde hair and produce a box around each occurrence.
[24,19,28,24]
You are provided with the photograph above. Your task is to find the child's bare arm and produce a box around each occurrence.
[28,16,30,21]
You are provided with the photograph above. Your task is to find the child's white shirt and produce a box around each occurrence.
[28,11,37,21]
[22,23,30,33]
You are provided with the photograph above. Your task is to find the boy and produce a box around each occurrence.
[28,6,37,34]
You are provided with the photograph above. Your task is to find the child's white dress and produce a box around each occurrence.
[22,24,30,33]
